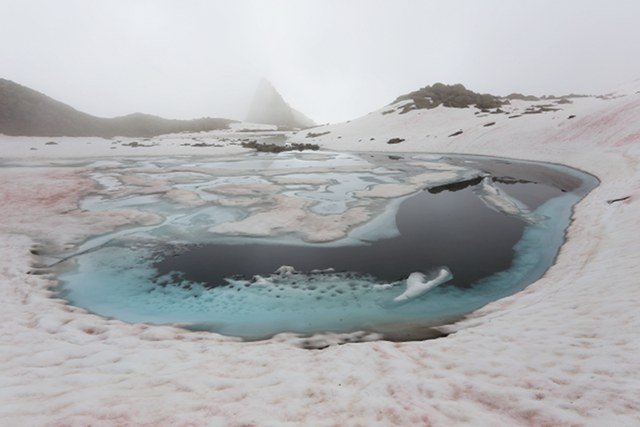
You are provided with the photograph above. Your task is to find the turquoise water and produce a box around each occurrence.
[54,152,597,340]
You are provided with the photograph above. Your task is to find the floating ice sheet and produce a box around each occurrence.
[473,177,543,224]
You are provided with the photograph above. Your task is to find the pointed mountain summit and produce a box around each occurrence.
[245,79,315,129]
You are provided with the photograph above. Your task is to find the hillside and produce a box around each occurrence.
[290,81,630,151]
[0,79,234,137]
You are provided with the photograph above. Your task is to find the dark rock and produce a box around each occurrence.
[241,141,319,153]
[607,196,630,204]
[523,105,560,114]
[428,176,483,194]
[505,93,540,101]
[306,131,330,138]
[394,82,504,114]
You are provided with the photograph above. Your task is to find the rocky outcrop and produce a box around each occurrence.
[393,82,504,114]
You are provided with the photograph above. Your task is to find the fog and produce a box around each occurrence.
[2,0,639,124]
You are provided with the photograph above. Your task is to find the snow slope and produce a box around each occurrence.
[1,82,640,426]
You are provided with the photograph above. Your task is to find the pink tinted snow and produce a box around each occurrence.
[1,84,640,426]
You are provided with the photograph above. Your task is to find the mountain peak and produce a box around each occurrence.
[246,79,315,129]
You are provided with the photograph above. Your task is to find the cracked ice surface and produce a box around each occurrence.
[71,151,488,246]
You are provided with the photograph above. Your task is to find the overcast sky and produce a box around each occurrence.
[2,0,639,124]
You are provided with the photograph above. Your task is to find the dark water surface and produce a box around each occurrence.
[155,181,562,288]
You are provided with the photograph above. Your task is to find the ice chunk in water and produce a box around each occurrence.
[274,265,296,276]
[250,275,271,286]
[473,177,543,224]
[391,267,453,305]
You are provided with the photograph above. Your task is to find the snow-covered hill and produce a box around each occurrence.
[292,81,640,157]
[0,81,639,426]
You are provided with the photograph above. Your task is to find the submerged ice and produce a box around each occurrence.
[53,152,597,340]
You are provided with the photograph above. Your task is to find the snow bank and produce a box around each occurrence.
[1,82,640,425]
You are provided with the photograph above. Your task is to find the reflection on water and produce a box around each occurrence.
[156,180,559,287]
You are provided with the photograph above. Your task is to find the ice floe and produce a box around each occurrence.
[391,268,453,305]
[472,177,543,224]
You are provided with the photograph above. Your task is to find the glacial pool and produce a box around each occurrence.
[51,151,597,341]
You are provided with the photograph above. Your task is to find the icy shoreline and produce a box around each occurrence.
[50,153,593,340]
[1,86,640,425]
